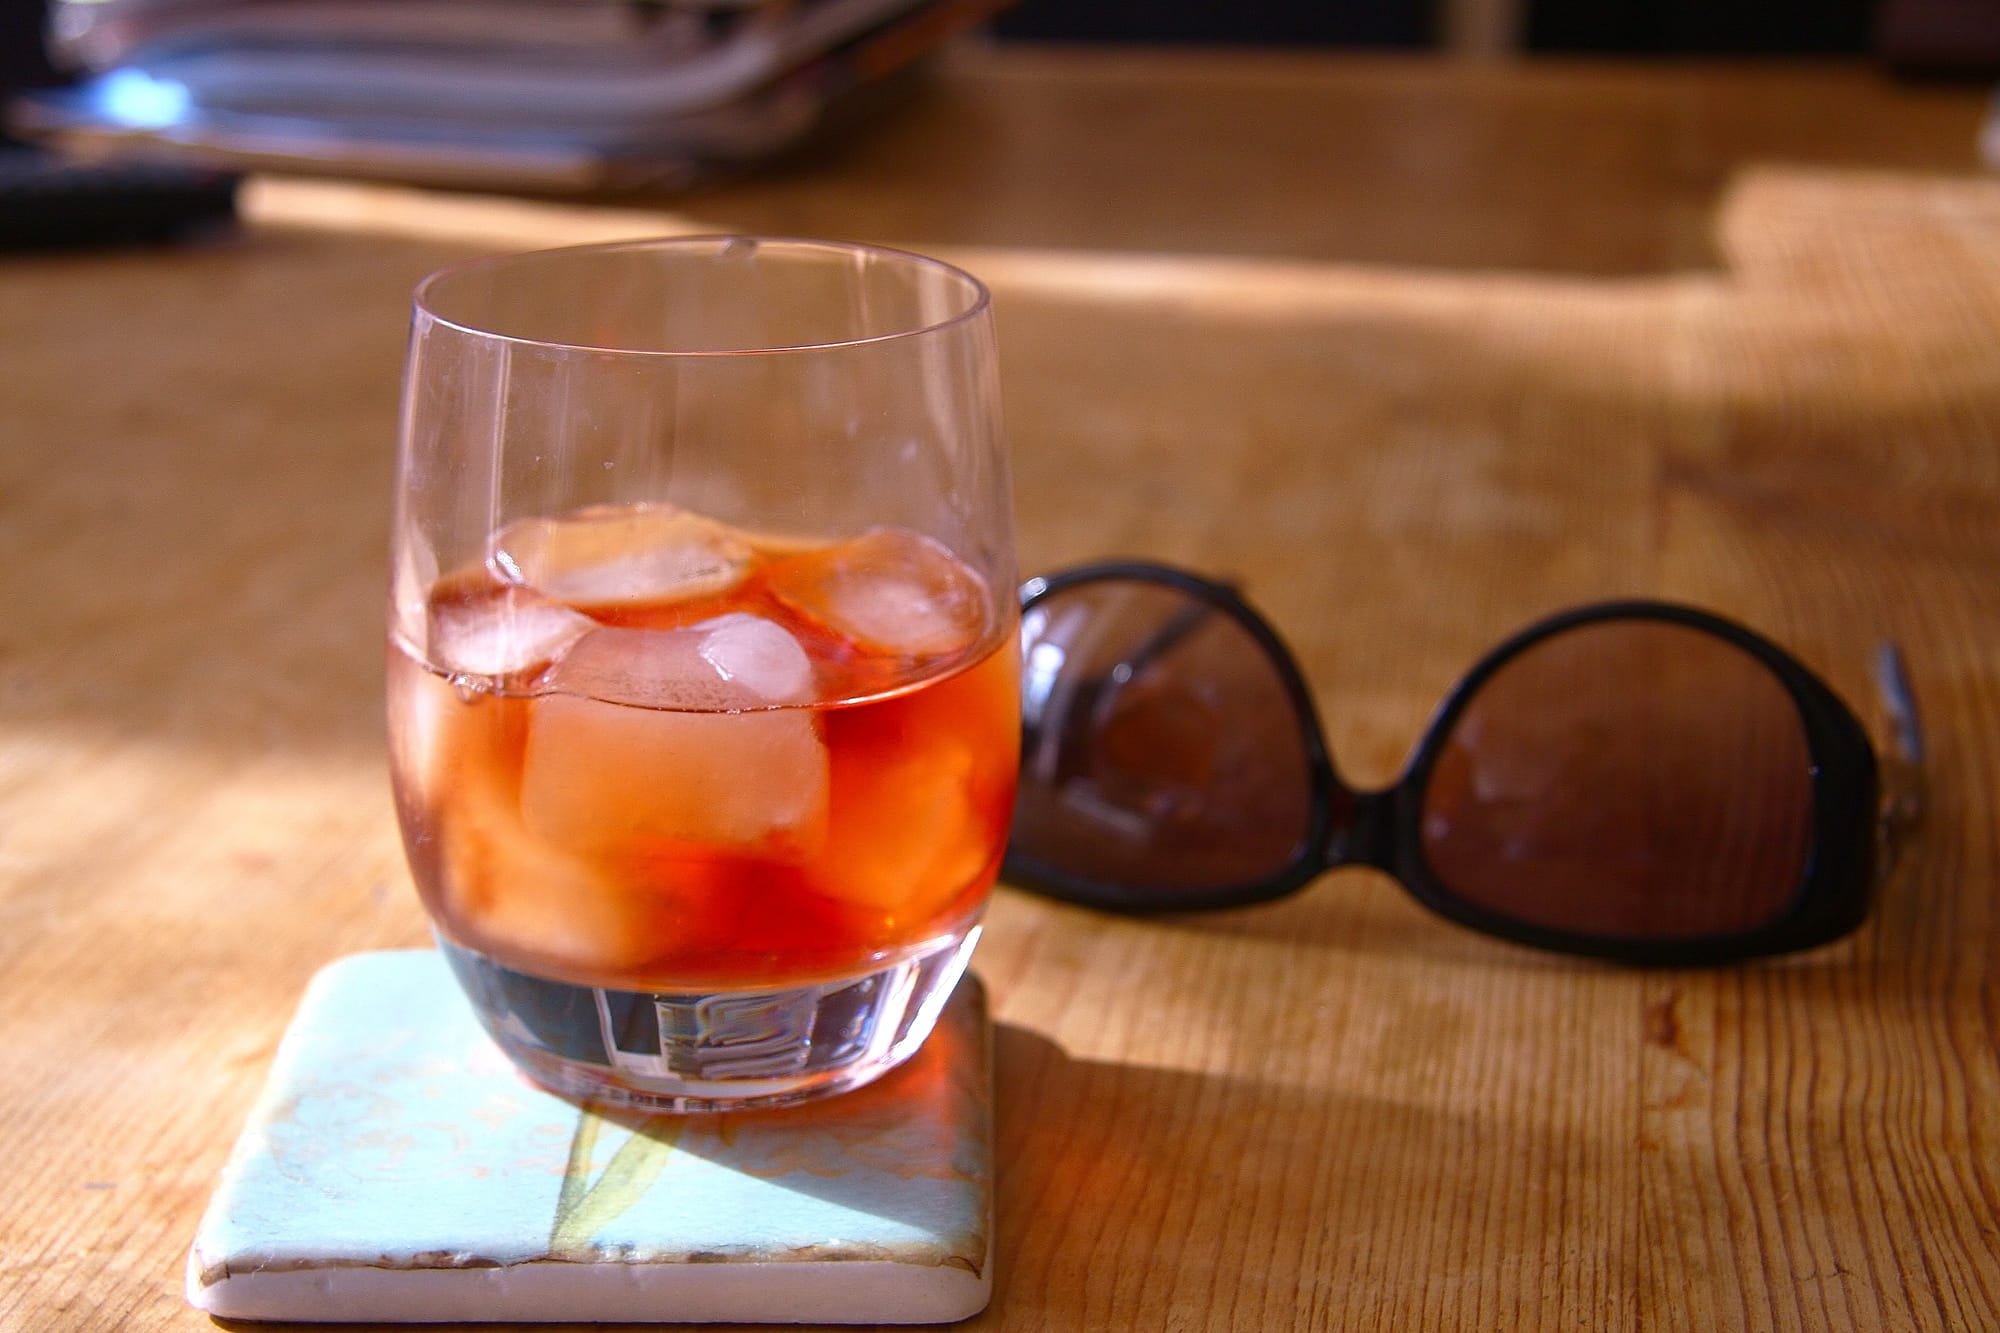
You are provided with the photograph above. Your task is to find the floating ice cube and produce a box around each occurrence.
[390,535,440,646]
[522,694,829,854]
[438,788,661,979]
[427,583,595,680]
[692,612,814,704]
[806,741,990,912]
[386,645,454,809]
[546,613,813,712]
[768,527,988,660]
[801,641,1017,914]
[490,504,753,609]
[530,614,828,852]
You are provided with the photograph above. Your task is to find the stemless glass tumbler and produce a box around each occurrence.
[387,237,1018,1112]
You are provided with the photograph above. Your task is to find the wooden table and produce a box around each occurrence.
[3,45,1997,1331]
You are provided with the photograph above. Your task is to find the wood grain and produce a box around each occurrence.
[3,45,1997,1332]
[675,45,1985,274]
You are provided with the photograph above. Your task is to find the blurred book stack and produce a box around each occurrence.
[11,0,1003,190]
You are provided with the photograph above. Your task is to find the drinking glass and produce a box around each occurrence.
[387,237,1017,1112]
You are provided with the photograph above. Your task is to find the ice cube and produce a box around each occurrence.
[529,614,827,853]
[545,614,814,712]
[767,527,988,660]
[427,583,594,680]
[693,612,814,704]
[490,504,753,609]
[386,646,454,811]
[387,643,533,814]
[806,740,993,913]
[522,694,829,855]
[802,639,1018,914]
[438,790,663,980]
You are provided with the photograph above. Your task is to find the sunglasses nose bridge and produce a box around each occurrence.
[1321,783,1398,877]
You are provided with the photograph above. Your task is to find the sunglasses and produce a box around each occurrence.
[1002,563,1923,966]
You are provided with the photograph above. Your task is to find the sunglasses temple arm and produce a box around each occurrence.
[1126,598,1223,676]
[1872,641,1926,871]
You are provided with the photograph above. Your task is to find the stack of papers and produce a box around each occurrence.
[16,0,1004,190]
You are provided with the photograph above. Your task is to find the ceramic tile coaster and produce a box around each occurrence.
[186,950,992,1324]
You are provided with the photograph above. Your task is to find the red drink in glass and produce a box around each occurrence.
[389,505,1018,997]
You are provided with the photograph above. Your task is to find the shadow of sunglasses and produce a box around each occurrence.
[1002,562,1922,966]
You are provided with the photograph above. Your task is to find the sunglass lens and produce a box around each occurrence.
[1012,579,1317,902]
[1419,618,1815,942]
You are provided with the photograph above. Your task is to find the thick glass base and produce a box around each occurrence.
[438,927,981,1113]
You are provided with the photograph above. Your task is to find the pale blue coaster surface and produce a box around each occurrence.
[187,950,992,1324]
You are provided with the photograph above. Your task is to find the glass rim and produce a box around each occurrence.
[411,233,993,359]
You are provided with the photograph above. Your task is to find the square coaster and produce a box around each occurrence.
[187,950,992,1324]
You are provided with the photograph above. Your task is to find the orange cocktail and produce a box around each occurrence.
[390,504,1018,995]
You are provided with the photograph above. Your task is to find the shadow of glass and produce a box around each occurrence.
[981,1020,1633,1327]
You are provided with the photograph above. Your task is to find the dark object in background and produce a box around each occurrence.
[1527,0,1880,53]
[991,0,1889,51]
[15,0,1004,192]
[1,0,237,247]
[1877,0,2000,76]
[0,0,61,105]
[0,146,237,249]
[990,0,1430,46]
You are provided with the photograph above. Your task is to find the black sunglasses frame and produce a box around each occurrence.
[1001,562,1882,966]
